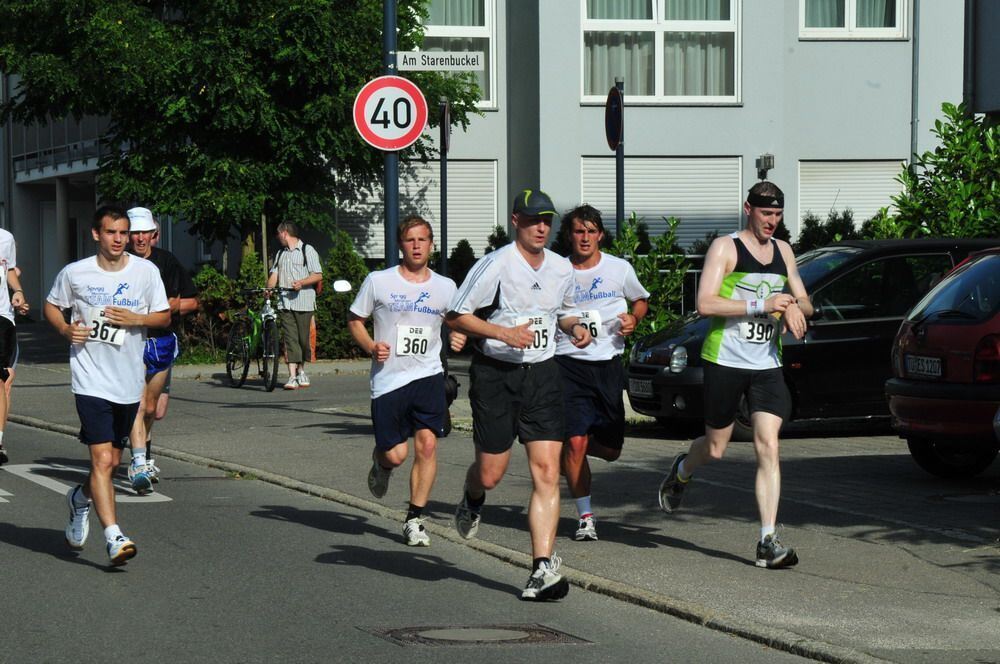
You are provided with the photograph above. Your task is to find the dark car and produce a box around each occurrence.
[885,248,1000,477]
[628,239,999,438]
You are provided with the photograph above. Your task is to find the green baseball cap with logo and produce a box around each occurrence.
[512,189,556,217]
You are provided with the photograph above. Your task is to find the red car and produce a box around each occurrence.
[886,247,1000,478]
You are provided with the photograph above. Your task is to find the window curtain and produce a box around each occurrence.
[584,32,654,95]
[665,0,730,20]
[423,36,490,98]
[664,32,733,95]
[857,0,895,27]
[805,0,845,27]
[427,0,484,26]
[586,0,652,20]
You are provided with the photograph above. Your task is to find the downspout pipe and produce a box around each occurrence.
[963,0,975,115]
[909,0,920,168]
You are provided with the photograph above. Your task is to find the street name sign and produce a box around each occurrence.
[397,51,484,71]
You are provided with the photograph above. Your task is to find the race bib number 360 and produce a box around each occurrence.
[514,314,554,350]
[395,324,432,356]
[738,316,775,344]
[85,307,125,346]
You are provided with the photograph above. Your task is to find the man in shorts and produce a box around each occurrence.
[657,181,812,569]
[348,215,465,546]
[44,205,170,565]
[554,205,649,542]
[0,227,29,465]
[125,207,199,492]
[447,189,591,601]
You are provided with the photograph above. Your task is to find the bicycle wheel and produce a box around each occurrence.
[262,318,280,392]
[225,320,251,388]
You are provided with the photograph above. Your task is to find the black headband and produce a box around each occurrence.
[747,192,784,209]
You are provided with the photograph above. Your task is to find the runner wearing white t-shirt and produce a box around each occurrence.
[0,228,29,465]
[348,216,465,547]
[553,205,649,543]
[44,205,170,566]
[447,189,591,602]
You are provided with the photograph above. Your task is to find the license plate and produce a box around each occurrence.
[905,354,942,378]
[629,378,653,398]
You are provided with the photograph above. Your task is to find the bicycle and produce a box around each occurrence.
[225,288,292,392]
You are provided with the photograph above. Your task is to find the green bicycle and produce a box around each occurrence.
[225,288,289,391]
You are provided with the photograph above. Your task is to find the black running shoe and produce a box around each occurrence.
[0,445,7,466]
[658,453,689,513]
[756,534,799,569]
[520,554,569,601]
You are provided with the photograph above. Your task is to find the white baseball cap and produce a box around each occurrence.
[127,207,156,232]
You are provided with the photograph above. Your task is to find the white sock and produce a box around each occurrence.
[72,486,90,507]
[0,430,5,445]
[761,525,776,542]
[132,449,147,466]
[678,459,691,481]
[104,524,124,542]
[575,495,593,518]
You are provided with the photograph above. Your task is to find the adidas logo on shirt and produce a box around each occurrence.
[531,282,542,290]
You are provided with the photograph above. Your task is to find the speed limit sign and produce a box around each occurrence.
[353,76,429,151]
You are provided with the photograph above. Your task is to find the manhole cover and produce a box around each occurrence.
[362,624,590,647]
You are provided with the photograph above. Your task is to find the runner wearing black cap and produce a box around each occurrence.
[447,188,591,601]
[657,181,813,568]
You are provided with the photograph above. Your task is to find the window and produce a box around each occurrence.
[800,0,906,39]
[421,0,496,108]
[581,0,740,104]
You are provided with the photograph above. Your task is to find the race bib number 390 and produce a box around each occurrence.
[514,314,554,350]
[395,324,432,356]
[85,307,125,346]
[738,316,776,344]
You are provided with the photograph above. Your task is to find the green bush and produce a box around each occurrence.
[448,239,476,287]
[314,230,370,359]
[485,224,510,254]
[181,263,238,361]
[793,209,860,253]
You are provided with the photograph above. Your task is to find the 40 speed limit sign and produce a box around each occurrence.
[353,76,429,151]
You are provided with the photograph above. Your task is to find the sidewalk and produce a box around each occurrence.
[9,321,1000,664]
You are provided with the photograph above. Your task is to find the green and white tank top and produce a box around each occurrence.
[701,234,788,370]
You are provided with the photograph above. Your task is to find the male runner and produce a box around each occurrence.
[447,189,591,601]
[125,207,199,492]
[657,181,812,568]
[44,205,169,565]
[348,215,465,546]
[554,205,648,542]
[0,227,29,465]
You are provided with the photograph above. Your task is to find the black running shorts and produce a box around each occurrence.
[555,354,626,449]
[702,361,791,430]
[0,317,17,381]
[469,354,565,454]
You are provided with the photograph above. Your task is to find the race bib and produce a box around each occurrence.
[738,316,776,345]
[395,324,432,356]
[85,307,125,347]
[579,310,602,338]
[514,314,554,350]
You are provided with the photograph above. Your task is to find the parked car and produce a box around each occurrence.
[628,239,998,439]
[885,248,1000,478]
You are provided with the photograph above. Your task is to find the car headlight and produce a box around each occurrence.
[669,345,688,373]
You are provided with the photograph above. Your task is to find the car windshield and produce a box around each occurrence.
[795,246,863,287]
[907,253,1000,323]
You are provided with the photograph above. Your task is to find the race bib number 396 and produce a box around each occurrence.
[514,314,554,350]
[579,310,602,338]
[85,307,125,346]
[395,324,432,356]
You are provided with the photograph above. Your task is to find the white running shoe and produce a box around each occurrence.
[367,451,392,499]
[146,458,161,483]
[296,371,310,388]
[521,554,570,601]
[403,517,430,547]
[454,494,481,540]
[65,485,91,550]
[128,462,152,495]
[574,514,598,541]
[107,534,137,566]
[283,376,299,390]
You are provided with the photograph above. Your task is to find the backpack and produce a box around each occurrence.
[276,242,324,295]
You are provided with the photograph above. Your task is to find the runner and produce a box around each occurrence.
[348,216,465,546]
[44,204,169,565]
[554,205,649,542]
[657,181,812,569]
[0,227,29,465]
[125,207,199,493]
[447,189,591,601]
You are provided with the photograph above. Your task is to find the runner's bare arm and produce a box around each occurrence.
[446,312,534,350]
[347,314,390,362]
[43,302,89,344]
[697,237,794,317]
[103,307,170,328]
[7,268,28,315]
[618,298,648,336]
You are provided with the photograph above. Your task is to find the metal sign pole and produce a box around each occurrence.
[615,77,625,239]
[439,98,450,277]
[383,0,399,266]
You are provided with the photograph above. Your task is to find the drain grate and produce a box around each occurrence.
[361,623,590,647]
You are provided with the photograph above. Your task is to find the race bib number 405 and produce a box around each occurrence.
[514,314,554,350]
[738,316,776,344]
[85,307,125,346]
[395,324,432,356]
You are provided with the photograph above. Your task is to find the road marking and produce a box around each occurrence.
[1,463,173,503]
[0,488,11,503]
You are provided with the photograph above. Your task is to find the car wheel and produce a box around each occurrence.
[905,438,999,478]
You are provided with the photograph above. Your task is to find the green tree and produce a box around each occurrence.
[869,102,1000,239]
[314,230,370,359]
[448,238,476,287]
[484,224,510,254]
[0,0,480,245]
[793,209,859,253]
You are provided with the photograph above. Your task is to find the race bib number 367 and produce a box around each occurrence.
[395,324,432,356]
[85,307,125,346]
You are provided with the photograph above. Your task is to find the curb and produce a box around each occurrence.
[9,412,890,664]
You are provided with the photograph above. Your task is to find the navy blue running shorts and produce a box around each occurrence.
[370,373,447,450]
[555,354,626,450]
[74,395,140,447]
[469,354,565,454]
[0,317,17,382]
[144,333,179,376]
[702,361,791,430]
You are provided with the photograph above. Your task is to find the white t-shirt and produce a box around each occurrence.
[555,253,650,361]
[0,228,17,323]
[350,267,456,398]
[449,244,578,364]
[47,254,169,404]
